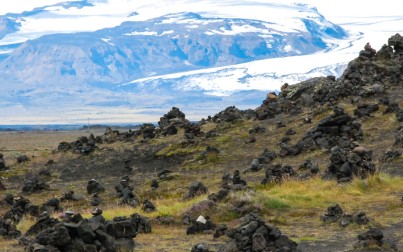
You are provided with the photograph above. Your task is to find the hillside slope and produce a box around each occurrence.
[0,34,402,251]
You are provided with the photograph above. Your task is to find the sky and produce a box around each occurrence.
[0,0,401,17]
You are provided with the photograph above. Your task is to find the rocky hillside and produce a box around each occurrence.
[0,34,402,251]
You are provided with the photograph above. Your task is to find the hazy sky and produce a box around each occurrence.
[0,0,401,18]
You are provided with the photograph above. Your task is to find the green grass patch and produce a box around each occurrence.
[262,197,291,210]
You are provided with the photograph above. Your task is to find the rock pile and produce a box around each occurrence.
[261,164,295,184]
[395,126,403,147]
[184,181,208,199]
[207,173,230,202]
[141,199,156,212]
[22,173,50,193]
[0,178,5,190]
[381,150,401,162]
[25,211,59,237]
[158,107,190,136]
[299,160,319,174]
[219,213,299,252]
[140,123,156,140]
[115,177,138,207]
[99,128,137,143]
[212,106,257,123]
[320,204,370,227]
[58,135,96,155]
[304,106,363,151]
[0,217,21,238]
[60,190,80,202]
[157,169,174,181]
[17,155,29,163]
[354,103,379,118]
[186,216,216,235]
[0,153,7,170]
[326,145,376,183]
[246,148,277,173]
[320,204,343,223]
[232,170,247,187]
[23,210,151,252]
[150,179,159,189]
[4,196,39,223]
[353,228,398,251]
[86,179,105,194]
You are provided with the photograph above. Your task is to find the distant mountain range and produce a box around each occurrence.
[0,9,347,86]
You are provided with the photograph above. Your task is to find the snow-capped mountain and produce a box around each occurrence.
[0,0,401,124]
[0,8,347,86]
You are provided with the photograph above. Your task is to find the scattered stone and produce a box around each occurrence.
[303,117,312,124]
[45,159,54,166]
[214,224,228,238]
[191,243,210,252]
[277,121,286,128]
[382,150,401,162]
[155,216,175,225]
[157,169,173,181]
[285,128,296,135]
